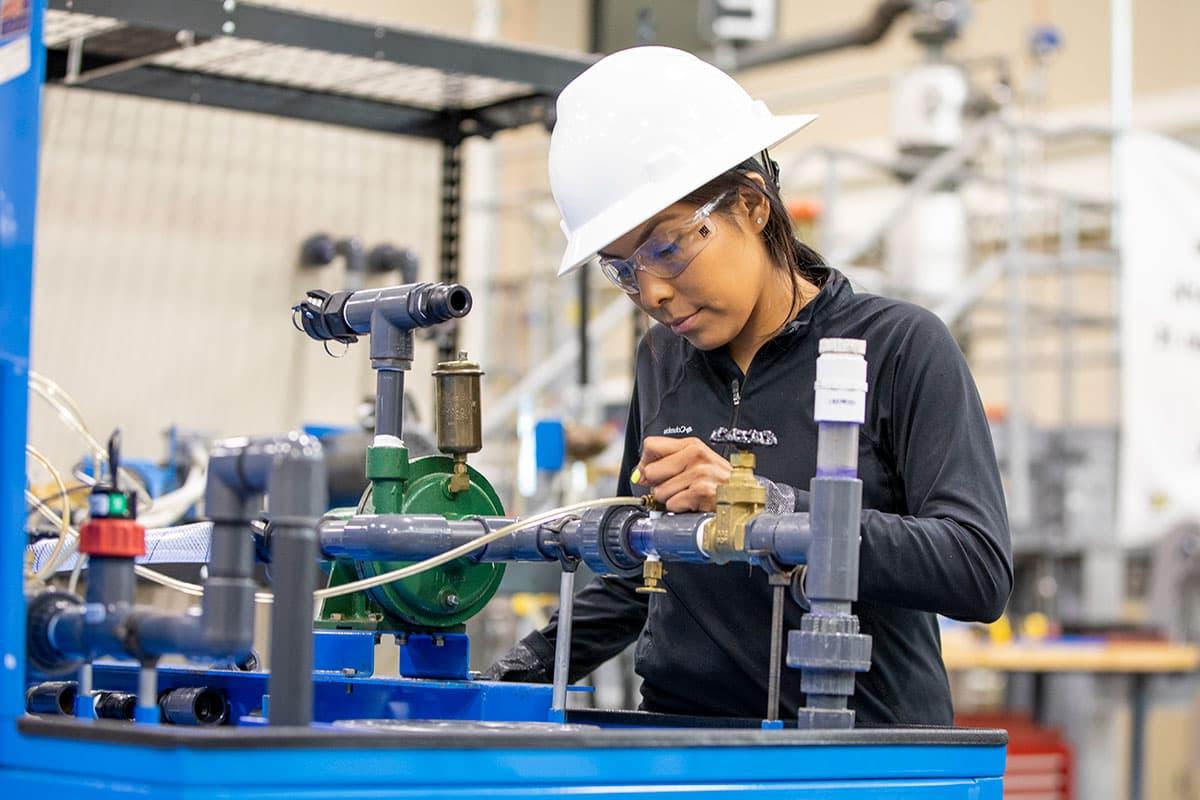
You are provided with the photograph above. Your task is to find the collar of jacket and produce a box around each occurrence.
[693,264,850,379]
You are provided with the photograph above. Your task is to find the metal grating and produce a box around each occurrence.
[152,38,534,111]
[43,9,124,47]
[41,1,591,140]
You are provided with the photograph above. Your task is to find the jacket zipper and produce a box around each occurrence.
[729,377,743,430]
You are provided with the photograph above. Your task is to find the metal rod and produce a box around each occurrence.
[1129,673,1148,800]
[439,140,463,364]
[1004,125,1033,534]
[551,568,576,714]
[577,265,589,387]
[1059,203,1079,430]
[1109,0,1130,468]
[807,145,1114,211]
[766,582,785,722]
[65,37,84,84]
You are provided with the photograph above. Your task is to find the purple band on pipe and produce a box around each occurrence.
[816,467,859,479]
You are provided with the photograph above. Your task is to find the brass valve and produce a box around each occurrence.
[703,450,766,563]
[432,352,483,495]
[636,557,667,594]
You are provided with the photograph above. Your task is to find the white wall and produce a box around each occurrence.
[30,86,442,469]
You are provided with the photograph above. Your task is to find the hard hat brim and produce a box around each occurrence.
[556,113,818,277]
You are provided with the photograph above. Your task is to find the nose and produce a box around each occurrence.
[636,270,674,310]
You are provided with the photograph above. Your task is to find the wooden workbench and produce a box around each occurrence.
[941,639,1199,800]
[942,640,1200,673]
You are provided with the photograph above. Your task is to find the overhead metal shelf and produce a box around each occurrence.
[44,0,594,141]
[42,1,594,362]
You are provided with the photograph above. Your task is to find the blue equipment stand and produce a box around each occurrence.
[1,6,1006,796]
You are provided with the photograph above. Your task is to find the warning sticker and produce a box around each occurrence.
[0,0,31,86]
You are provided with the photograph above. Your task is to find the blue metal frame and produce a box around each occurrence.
[3,735,1004,799]
[1,0,41,747]
[80,662,563,725]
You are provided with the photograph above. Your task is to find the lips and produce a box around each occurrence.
[668,310,701,334]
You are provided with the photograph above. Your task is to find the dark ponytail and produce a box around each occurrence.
[677,152,826,324]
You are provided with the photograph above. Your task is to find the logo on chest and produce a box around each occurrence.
[661,425,694,436]
[709,426,779,447]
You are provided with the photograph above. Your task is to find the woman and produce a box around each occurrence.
[486,46,1011,726]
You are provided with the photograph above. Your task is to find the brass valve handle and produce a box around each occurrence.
[705,449,767,562]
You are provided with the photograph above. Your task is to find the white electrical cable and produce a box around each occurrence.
[312,496,639,601]
[28,481,638,608]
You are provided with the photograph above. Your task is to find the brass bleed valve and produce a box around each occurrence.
[636,556,667,595]
[637,494,668,594]
[432,352,483,494]
[703,450,766,563]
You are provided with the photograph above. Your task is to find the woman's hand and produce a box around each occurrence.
[634,436,732,512]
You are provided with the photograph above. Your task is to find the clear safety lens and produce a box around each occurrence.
[595,192,726,295]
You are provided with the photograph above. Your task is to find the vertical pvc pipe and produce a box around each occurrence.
[135,663,160,724]
[75,664,95,719]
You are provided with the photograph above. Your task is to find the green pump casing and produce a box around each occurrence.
[319,452,505,630]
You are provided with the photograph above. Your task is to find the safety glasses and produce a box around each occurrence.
[595,192,729,295]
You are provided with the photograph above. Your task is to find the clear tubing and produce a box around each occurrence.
[26,445,71,581]
[815,422,859,478]
[25,491,79,576]
[28,372,151,505]
[67,554,87,593]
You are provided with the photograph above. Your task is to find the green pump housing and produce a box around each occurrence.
[317,445,505,631]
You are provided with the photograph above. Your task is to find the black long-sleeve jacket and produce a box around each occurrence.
[510,267,1012,725]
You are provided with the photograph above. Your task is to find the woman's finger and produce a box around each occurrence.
[641,439,708,485]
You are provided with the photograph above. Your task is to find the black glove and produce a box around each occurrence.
[481,637,553,683]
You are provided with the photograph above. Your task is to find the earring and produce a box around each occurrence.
[756,217,764,225]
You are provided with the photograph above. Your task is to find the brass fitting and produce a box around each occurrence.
[703,450,766,563]
[636,558,667,594]
[433,352,483,495]
[641,493,666,512]
[448,454,471,495]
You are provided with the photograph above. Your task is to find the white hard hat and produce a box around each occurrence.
[549,46,817,277]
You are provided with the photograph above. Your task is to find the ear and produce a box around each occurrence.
[737,173,771,231]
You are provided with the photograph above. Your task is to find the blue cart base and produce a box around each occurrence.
[7,662,1007,797]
